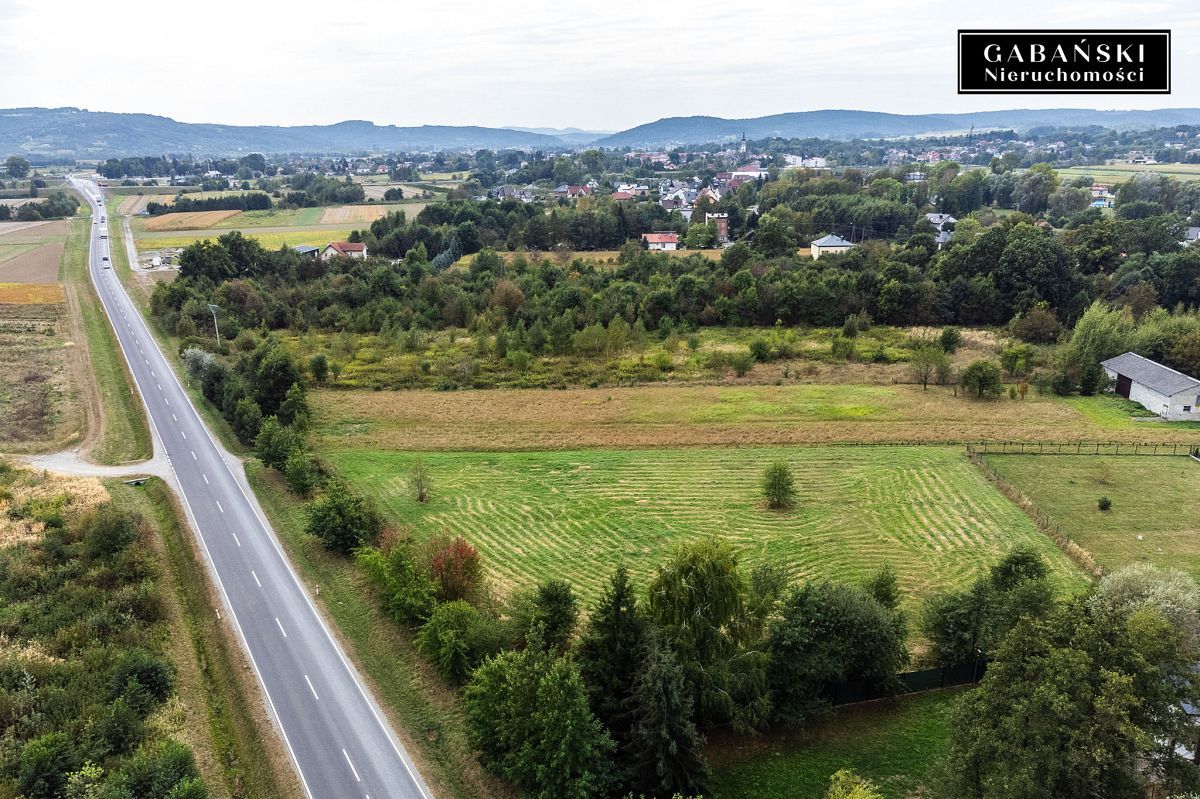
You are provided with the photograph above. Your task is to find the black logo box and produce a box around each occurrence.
[958,30,1170,93]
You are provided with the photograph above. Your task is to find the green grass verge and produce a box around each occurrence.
[63,214,152,463]
[1061,393,1200,431]
[245,462,514,799]
[328,446,1089,609]
[708,690,959,799]
[108,478,293,798]
[984,454,1200,577]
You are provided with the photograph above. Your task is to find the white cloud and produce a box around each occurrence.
[0,0,1196,129]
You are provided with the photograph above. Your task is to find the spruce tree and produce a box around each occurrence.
[576,565,647,746]
[625,633,709,798]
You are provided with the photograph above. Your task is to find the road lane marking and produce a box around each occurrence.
[232,532,241,547]
[252,570,261,588]
[342,750,361,782]
[172,413,177,421]
[202,473,209,485]
[275,617,288,638]
[157,383,162,391]
[305,674,320,700]
[190,450,196,460]
[216,500,223,513]
[181,430,187,440]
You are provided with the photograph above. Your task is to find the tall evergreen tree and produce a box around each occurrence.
[576,565,647,746]
[625,632,709,798]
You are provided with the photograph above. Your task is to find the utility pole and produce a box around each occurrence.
[208,303,222,348]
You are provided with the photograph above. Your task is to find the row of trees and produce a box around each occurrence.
[146,192,271,215]
[0,190,79,222]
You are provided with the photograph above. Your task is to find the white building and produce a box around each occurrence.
[1101,352,1200,421]
[642,232,680,251]
[810,233,855,259]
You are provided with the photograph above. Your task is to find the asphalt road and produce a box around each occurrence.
[70,178,434,799]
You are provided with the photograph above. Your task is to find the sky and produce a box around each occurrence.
[1,0,1198,131]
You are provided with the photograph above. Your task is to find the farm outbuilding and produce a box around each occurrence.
[1101,352,1200,422]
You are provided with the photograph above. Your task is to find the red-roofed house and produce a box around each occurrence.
[642,232,680,251]
[321,241,368,261]
[611,191,635,201]
[731,163,769,179]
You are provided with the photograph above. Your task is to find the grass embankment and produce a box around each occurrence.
[62,213,152,463]
[708,690,959,799]
[984,454,1200,578]
[108,478,297,798]
[327,445,1088,608]
[245,462,514,799]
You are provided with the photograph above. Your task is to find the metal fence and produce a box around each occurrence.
[828,660,987,707]
[967,441,1200,457]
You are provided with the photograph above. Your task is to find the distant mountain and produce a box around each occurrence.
[7,106,1200,159]
[504,126,614,146]
[0,107,569,158]
[596,108,1200,148]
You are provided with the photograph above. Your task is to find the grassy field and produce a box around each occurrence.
[327,445,1087,607]
[984,454,1200,577]
[312,383,1200,452]
[708,690,959,799]
[1057,163,1200,184]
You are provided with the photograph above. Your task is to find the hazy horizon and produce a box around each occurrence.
[2,0,1197,130]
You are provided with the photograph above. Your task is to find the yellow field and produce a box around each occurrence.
[0,282,64,303]
[135,229,356,251]
[1056,163,1200,184]
[142,210,241,232]
[320,203,428,224]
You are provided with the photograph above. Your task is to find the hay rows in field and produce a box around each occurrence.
[338,447,1085,607]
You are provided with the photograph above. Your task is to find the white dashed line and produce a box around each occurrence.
[202,473,209,485]
[342,750,361,782]
[251,570,261,588]
[216,500,223,513]
[275,618,288,638]
[305,674,320,701]
[181,430,187,440]
[232,532,241,547]
[190,450,196,460]
[172,413,177,422]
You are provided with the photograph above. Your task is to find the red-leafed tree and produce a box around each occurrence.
[427,534,482,602]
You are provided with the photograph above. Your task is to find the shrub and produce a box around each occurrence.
[830,333,856,361]
[533,578,579,652]
[255,416,302,470]
[108,649,175,711]
[960,360,1003,399]
[283,449,320,496]
[230,397,263,444]
[306,482,382,553]
[1098,496,1112,511]
[356,542,437,625]
[426,534,482,602]
[81,504,138,560]
[939,325,963,353]
[729,350,754,377]
[18,733,79,799]
[1010,305,1061,344]
[308,353,329,383]
[761,460,796,509]
[748,337,772,362]
[417,600,485,682]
